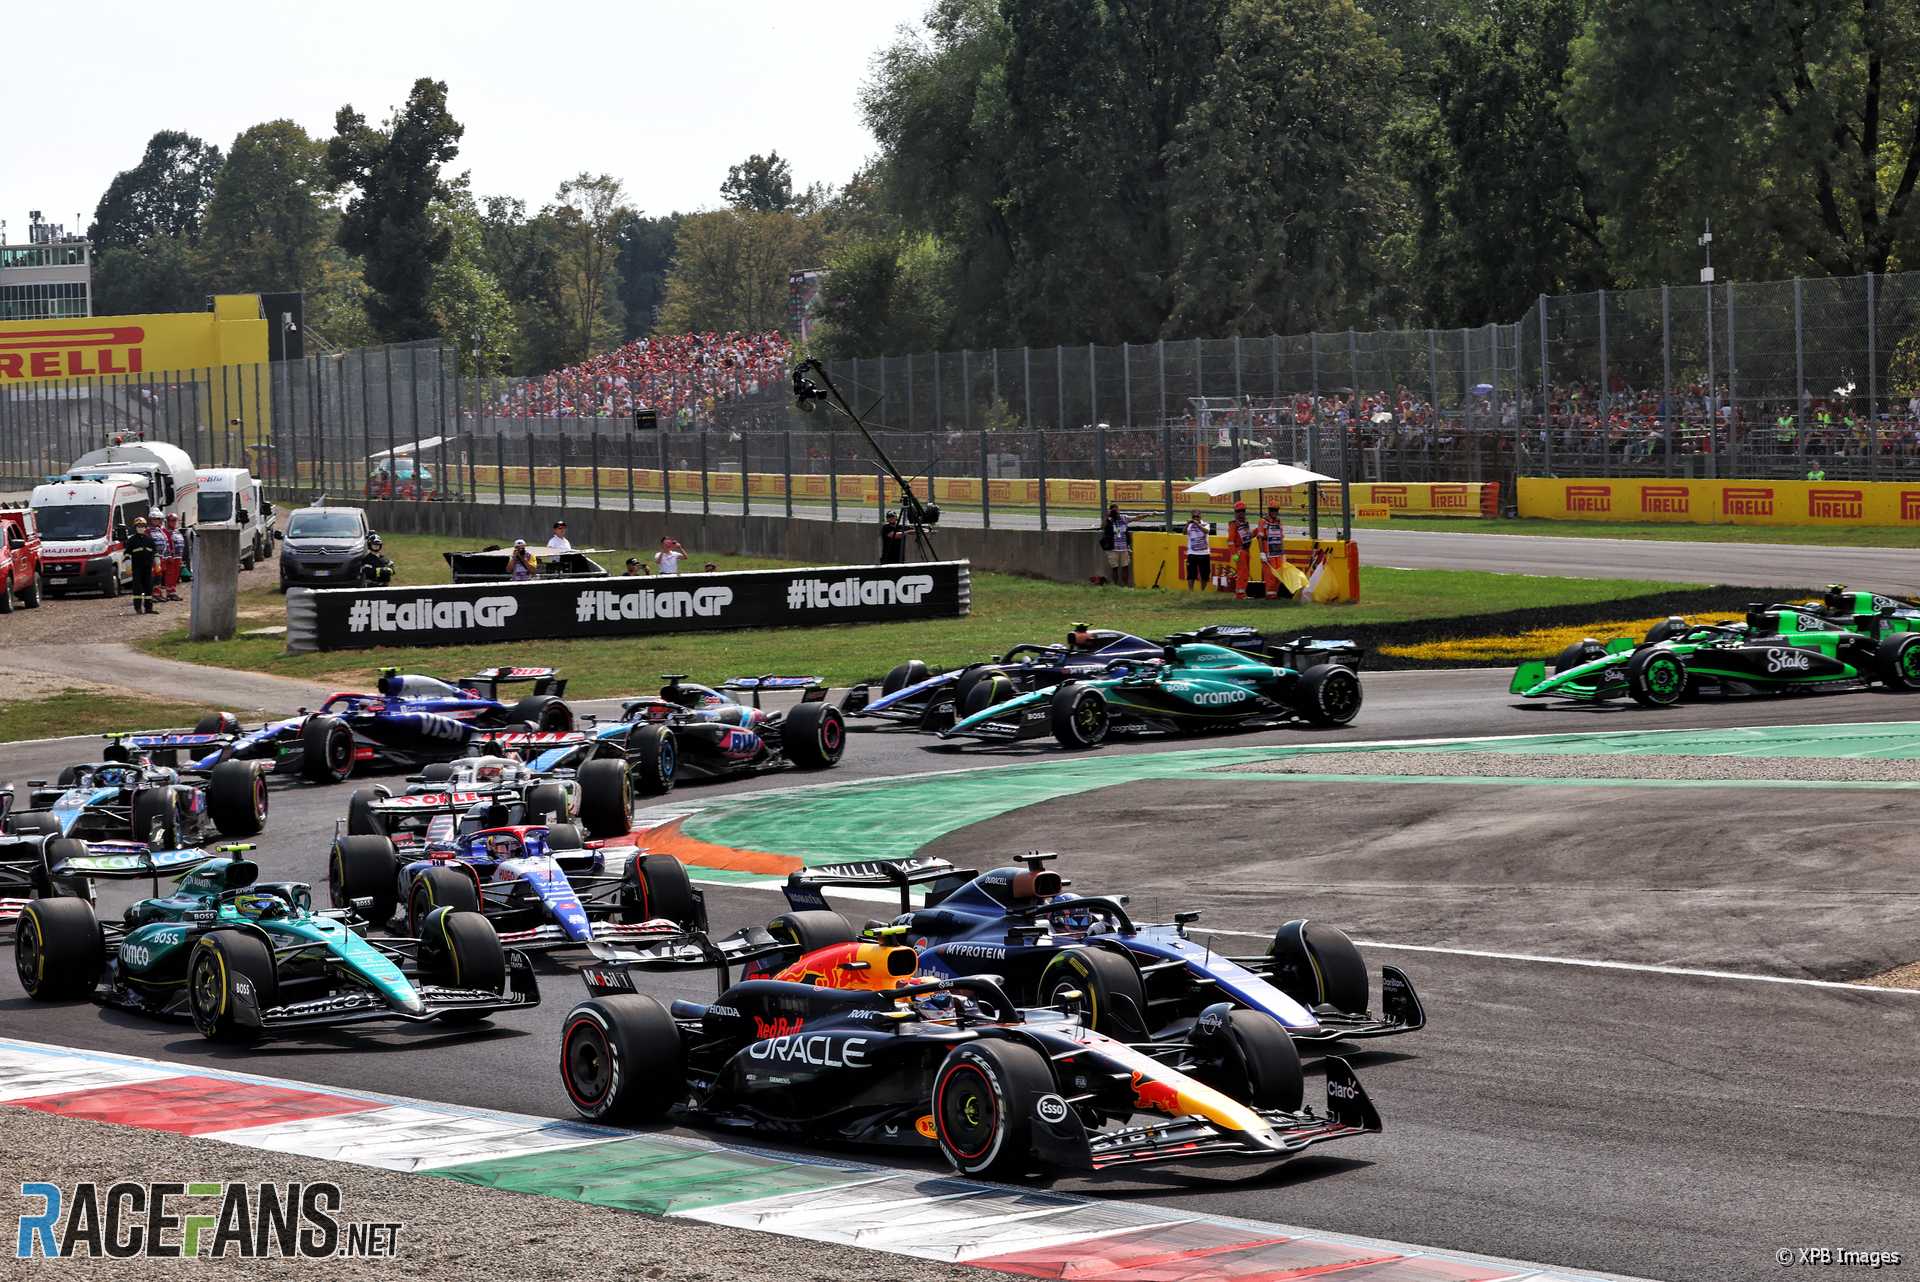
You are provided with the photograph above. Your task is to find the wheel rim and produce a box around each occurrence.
[16,916,41,989]
[1647,657,1682,696]
[563,1018,614,1108]
[190,952,223,1024]
[821,715,843,755]
[1322,672,1360,719]
[659,739,676,778]
[1903,648,1920,680]
[1075,699,1106,737]
[937,1064,997,1160]
[254,776,269,821]
[327,728,353,777]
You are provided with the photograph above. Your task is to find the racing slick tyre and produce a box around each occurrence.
[1293,663,1364,727]
[35,838,95,899]
[1036,946,1148,1038]
[1050,685,1111,749]
[329,835,398,925]
[57,765,84,787]
[510,695,574,733]
[544,823,586,850]
[14,897,104,1000]
[561,994,685,1123]
[7,811,58,836]
[187,932,278,1042]
[961,672,1017,719]
[782,702,846,770]
[620,853,700,928]
[419,763,455,784]
[195,711,241,735]
[766,909,856,954]
[102,740,132,763]
[577,759,634,840]
[952,666,1009,717]
[299,715,355,783]
[1626,647,1688,708]
[419,908,508,1021]
[1269,920,1369,1015]
[1186,1007,1305,1113]
[346,788,387,837]
[1554,639,1607,672]
[624,724,677,796]
[525,783,571,826]
[1643,618,1690,647]
[1874,633,1920,691]
[882,660,929,696]
[408,866,482,935]
[131,789,180,849]
[206,761,267,837]
[932,1040,1056,1179]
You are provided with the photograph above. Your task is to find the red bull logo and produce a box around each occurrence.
[1640,485,1690,514]
[1129,1072,1184,1118]
[1808,488,1862,520]
[1566,485,1612,512]
[0,326,146,380]
[753,1015,804,1038]
[1722,486,1774,517]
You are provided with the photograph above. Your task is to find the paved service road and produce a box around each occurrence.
[5,670,1919,1279]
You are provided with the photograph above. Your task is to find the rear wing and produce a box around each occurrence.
[783,857,977,915]
[473,730,592,752]
[103,731,233,766]
[722,676,828,709]
[462,666,568,700]
[576,926,793,999]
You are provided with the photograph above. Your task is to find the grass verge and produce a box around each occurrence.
[0,689,224,745]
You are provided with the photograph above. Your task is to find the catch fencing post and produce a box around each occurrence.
[1537,296,1552,474]
[626,428,635,511]
[1726,284,1740,474]
[527,427,537,508]
[934,351,943,429]
[740,435,751,518]
[1794,277,1807,445]
[591,432,601,510]
[1037,424,1048,532]
[1055,345,1065,434]
[980,424,992,529]
[1122,343,1132,428]
[661,426,672,514]
[1089,342,1098,429]
[1598,289,1609,426]
[1867,272,1879,478]
[1662,286,1674,473]
[1161,416,1173,527]
[783,429,793,519]
[961,350,971,432]
[558,430,569,510]
[828,427,839,522]
[699,430,710,516]
[496,433,505,506]
[1096,420,1108,516]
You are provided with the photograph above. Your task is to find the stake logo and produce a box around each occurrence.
[785,574,934,611]
[0,326,146,380]
[15,1181,403,1259]
[1721,486,1774,517]
[1639,484,1690,515]
[1765,648,1813,674]
[574,585,732,623]
[1565,484,1612,512]
[346,595,517,634]
[1807,488,1863,520]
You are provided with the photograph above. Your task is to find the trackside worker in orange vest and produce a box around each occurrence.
[1226,501,1253,599]
[1255,504,1291,600]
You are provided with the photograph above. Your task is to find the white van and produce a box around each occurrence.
[66,441,197,530]
[31,474,152,596]
[194,468,274,568]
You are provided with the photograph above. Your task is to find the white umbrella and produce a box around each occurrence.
[1182,457,1336,497]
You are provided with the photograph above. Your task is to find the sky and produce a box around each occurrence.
[1,0,923,243]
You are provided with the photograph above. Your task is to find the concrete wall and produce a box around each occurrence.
[363,500,1111,584]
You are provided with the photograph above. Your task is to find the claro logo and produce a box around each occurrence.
[0,326,146,379]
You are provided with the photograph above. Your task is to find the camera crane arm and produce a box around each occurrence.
[791,358,940,560]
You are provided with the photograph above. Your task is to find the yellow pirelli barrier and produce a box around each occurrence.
[1132,530,1361,602]
[1518,476,1920,526]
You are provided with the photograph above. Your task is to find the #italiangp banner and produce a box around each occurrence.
[1517,476,1920,526]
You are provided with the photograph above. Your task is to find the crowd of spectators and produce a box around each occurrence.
[485,331,792,426]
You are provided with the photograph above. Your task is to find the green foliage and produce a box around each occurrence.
[812,232,956,357]
[427,193,516,374]
[655,210,823,334]
[327,77,465,341]
[549,173,633,363]
[90,237,206,317]
[720,151,796,212]
[615,212,682,339]
[201,120,336,295]
[88,130,223,251]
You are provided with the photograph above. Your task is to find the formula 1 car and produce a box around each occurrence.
[843,624,1345,731]
[0,835,94,934]
[755,853,1421,1049]
[1795,585,1920,636]
[1510,603,1920,707]
[13,846,538,1040]
[4,749,268,845]
[327,818,700,953]
[472,675,845,809]
[125,666,577,786]
[941,640,1363,748]
[341,755,580,844]
[558,930,1381,1178]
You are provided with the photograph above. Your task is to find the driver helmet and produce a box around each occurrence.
[368,534,384,553]
[232,891,287,920]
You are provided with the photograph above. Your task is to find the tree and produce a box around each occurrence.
[720,151,795,212]
[655,210,822,334]
[475,196,572,374]
[90,238,206,316]
[615,212,682,338]
[549,173,633,362]
[327,77,465,340]
[812,233,957,357]
[88,130,223,251]
[201,120,336,294]
[1166,0,1404,335]
[427,194,516,374]
[1566,0,1920,282]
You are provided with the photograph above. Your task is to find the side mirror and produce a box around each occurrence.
[272,529,285,540]
[114,525,129,542]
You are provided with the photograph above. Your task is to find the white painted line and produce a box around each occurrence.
[1349,939,1920,995]
[212,1104,612,1171]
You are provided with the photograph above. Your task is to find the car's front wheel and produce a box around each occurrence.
[1050,685,1110,749]
[1626,647,1687,707]
[560,994,685,1123]
[932,1040,1056,1179]
[14,898,104,1000]
[187,932,277,1041]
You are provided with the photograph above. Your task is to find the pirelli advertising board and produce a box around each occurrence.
[1518,477,1920,527]
[0,296,269,386]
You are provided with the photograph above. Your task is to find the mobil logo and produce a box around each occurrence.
[1640,485,1690,515]
[1808,488,1863,520]
[1566,484,1612,512]
[1722,486,1774,517]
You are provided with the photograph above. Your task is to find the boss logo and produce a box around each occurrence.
[1035,1094,1071,1124]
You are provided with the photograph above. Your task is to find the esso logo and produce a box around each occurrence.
[1034,1094,1071,1124]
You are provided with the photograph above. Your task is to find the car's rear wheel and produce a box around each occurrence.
[300,715,355,783]
[195,711,241,735]
[187,932,277,1041]
[329,835,398,925]
[882,660,929,696]
[408,865,482,935]
[1627,647,1687,707]
[1874,633,1920,691]
[206,761,267,837]
[932,1040,1055,1179]
[962,672,1017,718]
[1036,946,1147,1038]
[1293,663,1363,727]
[620,853,701,928]
[419,763,455,784]
[511,695,573,733]
[131,789,179,849]
[561,994,684,1123]
[1269,919,1369,1015]
[418,908,507,1021]
[524,782,570,826]
[625,724,677,796]
[577,759,633,839]
[952,666,1009,716]
[346,788,387,837]
[544,823,586,850]
[1186,1007,1305,1112]
[766,909,856,953]
[14,898,104,1000]
[782,702,845,770]
[7,811,57,836]
[1050,685,1110,749]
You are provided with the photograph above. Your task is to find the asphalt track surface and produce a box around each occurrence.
[6,669,1920,1280]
